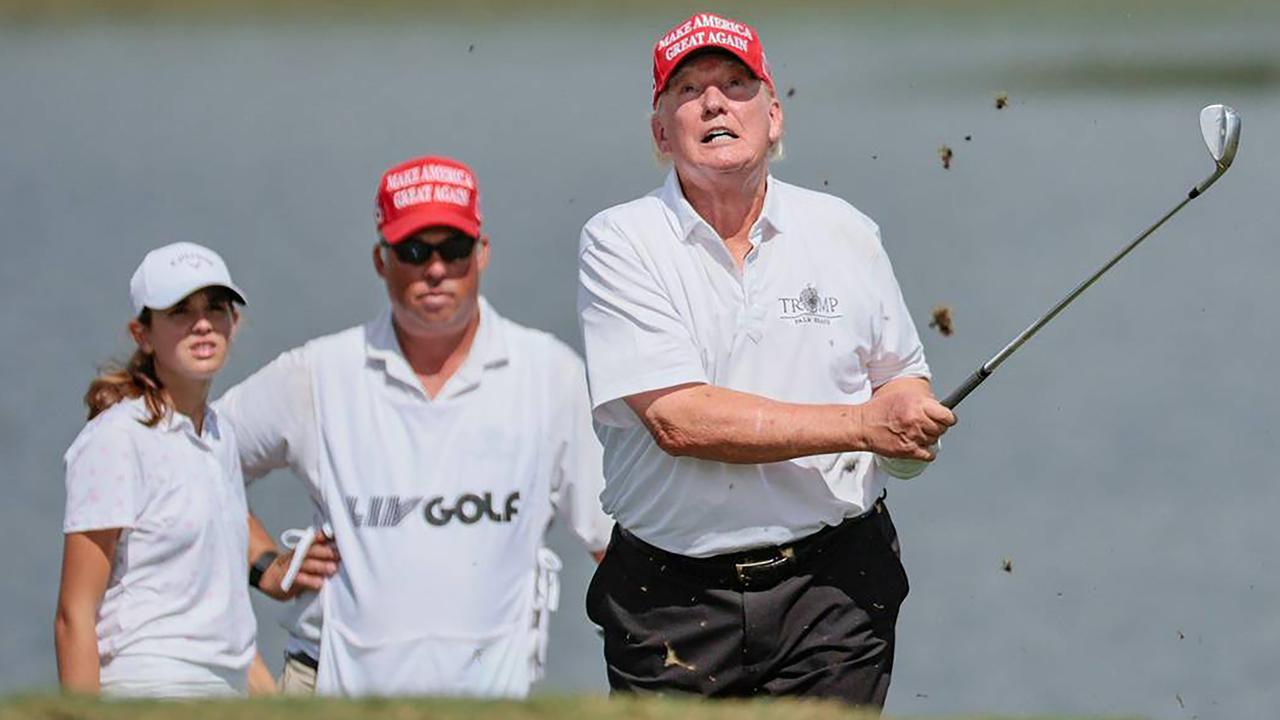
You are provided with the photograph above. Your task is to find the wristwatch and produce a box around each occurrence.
[249,550,280,590]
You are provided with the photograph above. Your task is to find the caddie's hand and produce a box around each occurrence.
[257,532,340,600]
[858,392,956,460]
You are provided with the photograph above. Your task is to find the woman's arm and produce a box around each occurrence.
[247,651,277,696]
[54,529,118,694]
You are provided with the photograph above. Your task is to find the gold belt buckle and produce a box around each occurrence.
[734,546,795,585]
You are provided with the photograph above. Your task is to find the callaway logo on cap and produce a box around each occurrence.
[129,242,247,316]
[375,155,483,245]
[651,12,774,107]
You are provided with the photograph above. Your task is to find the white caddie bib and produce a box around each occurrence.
[306,308,561,697]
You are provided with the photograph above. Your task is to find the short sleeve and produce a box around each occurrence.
[577,214,708,427]
[865,232,931,387]
[63,424,145,533]
[214,347,318,485]
[547,347,613,553]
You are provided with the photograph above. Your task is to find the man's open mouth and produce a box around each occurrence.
[702,129,739,144]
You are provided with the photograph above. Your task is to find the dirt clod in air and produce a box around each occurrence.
[929,305,954,336]
[1177,693,1185,709]
[823,179,829,186]
[938,144,954,170]
[995,92,1009,109]
[1001,557,1014,573]
[786,87,796,98]
[663,642,697,671]
[964,134,972,142]
[468,44,475,53]
[1178,630,1186,640]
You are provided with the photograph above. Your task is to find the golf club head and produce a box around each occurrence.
[1194,104,1241,195]
[1200,104,1241,170]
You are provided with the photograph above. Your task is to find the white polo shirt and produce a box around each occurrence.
[62,397,256,692]
[578,171,930,558]
[216,298,611,697]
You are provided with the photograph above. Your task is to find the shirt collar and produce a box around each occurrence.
[657,169,786,242]
[365,296,510,399]
[157,403,220,443]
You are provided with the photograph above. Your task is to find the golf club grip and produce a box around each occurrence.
[942,368,991,410]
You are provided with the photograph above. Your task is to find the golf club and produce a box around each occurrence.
[942,104,1241,410]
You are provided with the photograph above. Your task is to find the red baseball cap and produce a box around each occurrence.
[374,155,482,244]
[651,12,774,107]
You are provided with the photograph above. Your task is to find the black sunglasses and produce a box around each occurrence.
[384,233,477,265]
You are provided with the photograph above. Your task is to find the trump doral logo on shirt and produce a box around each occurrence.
[779,284,842,325]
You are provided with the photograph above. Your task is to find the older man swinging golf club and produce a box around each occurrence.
[577,12,954,708]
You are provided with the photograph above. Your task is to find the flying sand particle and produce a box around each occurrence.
[964,134,972,142]
[995,92,1009,109]
[938,144,954,170]
[786,87,796,98]
[929,305,954,336]
[1001,557,1014,573]
[468,44,475,53]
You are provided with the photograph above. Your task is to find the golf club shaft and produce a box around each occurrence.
[941,189,1199,410]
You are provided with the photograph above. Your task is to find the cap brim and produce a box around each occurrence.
[147,282,248,311]
[381,209,481,245]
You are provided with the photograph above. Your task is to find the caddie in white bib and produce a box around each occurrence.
[218,155,610,697]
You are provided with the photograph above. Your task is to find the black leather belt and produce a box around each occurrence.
[285,650,319,671]
[616,499,885,590]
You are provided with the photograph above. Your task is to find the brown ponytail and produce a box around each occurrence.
[84,309,171,427]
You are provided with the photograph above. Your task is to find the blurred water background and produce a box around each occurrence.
[3,1,1279,717]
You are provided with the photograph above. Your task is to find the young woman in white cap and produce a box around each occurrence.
[53,241,264,697]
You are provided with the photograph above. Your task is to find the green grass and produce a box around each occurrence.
[0,696,868,720]
[0,695,1143,720]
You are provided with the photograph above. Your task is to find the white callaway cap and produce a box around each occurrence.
[129,242,247,315]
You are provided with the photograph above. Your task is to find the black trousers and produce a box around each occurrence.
[586,502,909,708]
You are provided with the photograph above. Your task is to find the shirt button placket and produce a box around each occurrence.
[203,451,225,510]
[741,236,765,343]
